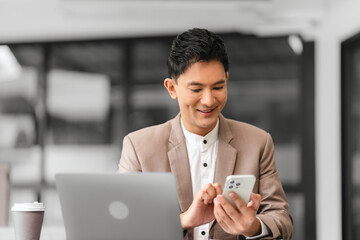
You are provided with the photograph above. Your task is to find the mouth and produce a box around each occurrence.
[197,107,217,114]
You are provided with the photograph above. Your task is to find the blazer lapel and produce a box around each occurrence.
[211,115,238,233]
[167,114,193,212]
[214,115,238,189]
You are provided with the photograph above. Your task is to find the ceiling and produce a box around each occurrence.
[0,0,337,44]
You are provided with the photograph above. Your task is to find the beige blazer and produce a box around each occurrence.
[118,114,293,240]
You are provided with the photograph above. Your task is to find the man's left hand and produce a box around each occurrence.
[213,192,262,237]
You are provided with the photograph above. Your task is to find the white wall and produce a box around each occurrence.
[315,24,342,240]
[314,1,360,239]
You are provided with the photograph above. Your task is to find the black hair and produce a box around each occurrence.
[167,28,229,81]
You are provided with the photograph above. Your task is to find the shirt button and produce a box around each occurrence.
[203,163,208,167]
[201,231,206,235]
[203,140,207,144]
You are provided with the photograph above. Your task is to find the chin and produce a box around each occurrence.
[199,121,217,130]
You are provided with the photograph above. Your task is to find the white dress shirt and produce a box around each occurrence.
[181,118,270,240]
[181,119,219,240]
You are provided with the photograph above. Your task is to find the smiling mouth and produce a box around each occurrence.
[198,107,217,113]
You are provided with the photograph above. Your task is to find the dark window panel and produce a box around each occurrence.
[50,42,124,85]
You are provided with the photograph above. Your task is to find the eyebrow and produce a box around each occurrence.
[187,79,226,87]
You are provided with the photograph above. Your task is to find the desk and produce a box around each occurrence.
[0,227,66,240]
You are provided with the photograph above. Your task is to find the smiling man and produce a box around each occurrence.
[118,28,293,240]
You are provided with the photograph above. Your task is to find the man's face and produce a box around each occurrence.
[164,60,228,136]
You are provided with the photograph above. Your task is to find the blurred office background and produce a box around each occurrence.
[0,0,359,239]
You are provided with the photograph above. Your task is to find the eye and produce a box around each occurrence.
[213,86,224,90]
[190,89,201,93]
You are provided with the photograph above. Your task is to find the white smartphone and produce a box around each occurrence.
[223,175,256,208]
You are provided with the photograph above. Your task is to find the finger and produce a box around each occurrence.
[203,184,217,204]
[228,192,247,213]
[206,183,217,199]
[213,197,233,232]
[213,182,223,195]
[247,193,261,210]
[216,194,243,222]
[201,191,213,205]
[201,184,217,204]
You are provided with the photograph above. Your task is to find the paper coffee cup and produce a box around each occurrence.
[11,202,45,240]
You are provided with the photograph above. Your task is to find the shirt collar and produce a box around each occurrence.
[181,118,219,150]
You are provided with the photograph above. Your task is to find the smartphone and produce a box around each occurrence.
[223,175,256,208]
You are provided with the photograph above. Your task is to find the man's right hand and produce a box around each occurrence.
[180,183,222,229]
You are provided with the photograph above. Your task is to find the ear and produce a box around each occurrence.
[164,78,178,99]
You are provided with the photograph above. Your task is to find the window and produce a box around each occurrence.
[1,34,315,239]
[342,33,360,240]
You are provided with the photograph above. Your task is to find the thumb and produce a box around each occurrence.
[247,193,261,211]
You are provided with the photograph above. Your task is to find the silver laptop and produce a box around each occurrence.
[55,173,183,240]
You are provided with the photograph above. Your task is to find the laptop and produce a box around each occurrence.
[55,173,183,240]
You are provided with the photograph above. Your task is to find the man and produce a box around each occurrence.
[118,28,293,239]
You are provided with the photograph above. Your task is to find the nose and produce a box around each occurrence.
[200,89,216,107]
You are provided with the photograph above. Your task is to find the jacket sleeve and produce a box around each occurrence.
[117,135,142,173]
[256,133,293,239]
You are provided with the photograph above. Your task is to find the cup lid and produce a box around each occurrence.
[11,202,45,212]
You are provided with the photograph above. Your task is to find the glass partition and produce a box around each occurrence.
[342,33,360,240]
[0,44,43,225]
[1,34,315,239]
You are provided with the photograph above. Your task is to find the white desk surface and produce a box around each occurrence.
[0,227,66,240]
